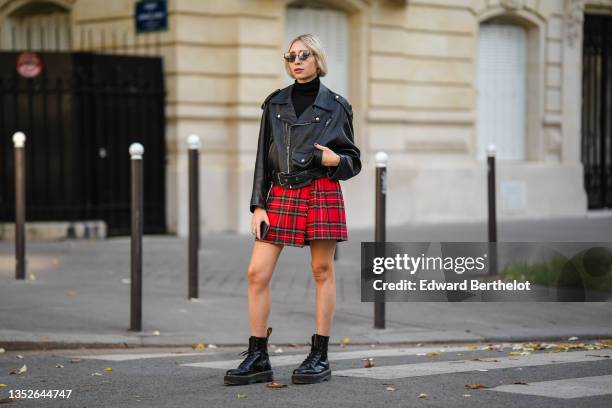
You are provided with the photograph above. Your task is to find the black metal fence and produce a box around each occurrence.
[0,52,167,235]
[582,14,612,209]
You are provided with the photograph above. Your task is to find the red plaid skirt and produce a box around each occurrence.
[255,176,348,248]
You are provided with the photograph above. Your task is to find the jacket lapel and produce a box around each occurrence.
[269,80,335,124]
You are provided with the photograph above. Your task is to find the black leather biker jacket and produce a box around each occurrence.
[249,81,361,213]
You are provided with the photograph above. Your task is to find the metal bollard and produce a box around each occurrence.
[187,134,201,299]
[13,132,26,280]
[374,151,388,329]
[486,144,498,276]
[129,143,144,332]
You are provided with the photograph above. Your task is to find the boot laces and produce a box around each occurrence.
[237,348,260,369]
[302,349,322,367]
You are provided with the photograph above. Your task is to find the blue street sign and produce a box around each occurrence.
[135,0,168,33]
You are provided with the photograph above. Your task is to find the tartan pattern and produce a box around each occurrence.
[255,176,348,248]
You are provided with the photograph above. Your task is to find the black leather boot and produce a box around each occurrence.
[291,333,331,384]
[224,327,273,385]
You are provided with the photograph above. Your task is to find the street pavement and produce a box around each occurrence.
[0,340,611,407]
[0,216,611,350]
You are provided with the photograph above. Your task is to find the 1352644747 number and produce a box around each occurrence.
[9,389,72,399]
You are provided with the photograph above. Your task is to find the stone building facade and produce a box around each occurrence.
[1,0,610,236]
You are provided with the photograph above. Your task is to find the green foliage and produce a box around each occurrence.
[501,250,612,292]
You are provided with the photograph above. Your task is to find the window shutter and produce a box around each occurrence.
[477,23,527,160]
[285,7,348,96]
[3,12,70,51]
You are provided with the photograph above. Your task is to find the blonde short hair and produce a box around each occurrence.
[284,33,328,78]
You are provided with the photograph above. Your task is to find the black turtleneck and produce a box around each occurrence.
[291,75,320,119]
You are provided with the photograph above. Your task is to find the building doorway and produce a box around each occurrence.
[582,14,612,209]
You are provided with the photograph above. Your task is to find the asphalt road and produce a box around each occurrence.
[1,339,611,407]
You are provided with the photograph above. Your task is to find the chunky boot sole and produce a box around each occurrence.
[224,370,273,386]
[291,369,331,384]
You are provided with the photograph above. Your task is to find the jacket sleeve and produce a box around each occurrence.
[324,104,361,181]
[249,103,273,213]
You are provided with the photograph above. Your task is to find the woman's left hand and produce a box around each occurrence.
[314,143,341,167]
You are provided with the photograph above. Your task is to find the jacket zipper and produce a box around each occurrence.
[286,123,290,172]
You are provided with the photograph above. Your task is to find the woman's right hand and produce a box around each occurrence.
[252,207,270,240]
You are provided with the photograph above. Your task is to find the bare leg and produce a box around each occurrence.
[309,240,337,336]
[247,240,283,337]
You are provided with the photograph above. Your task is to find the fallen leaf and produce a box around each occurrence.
[208,344,218,349]
[28,273,36,281]
[194,343,205,349]
[0,384,7,388]
[91,372,102,376]
[568,336,579,341]
[152,330,160,336]
[426,352,440,357]
[386,386,396,391]
[55,364,64,368]
[417,393,427,399]
[265,382,287,389]
[273,347,283,354]
[9,364,27,375]
[236,393,247,399]
[468,345,478,350]
[342,337,351,344]
[103,367,113,372]
[471,358,500,362]
[16,355,23,359]
[362,358,374,368]
[464,383,490,389]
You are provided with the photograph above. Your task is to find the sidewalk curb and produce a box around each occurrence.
[2,333,611,352]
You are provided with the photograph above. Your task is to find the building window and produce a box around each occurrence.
[2,2,71,51]
[476,22,527,161]
[285,3,348,96]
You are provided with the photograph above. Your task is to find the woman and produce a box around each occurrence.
[224,33,361,386]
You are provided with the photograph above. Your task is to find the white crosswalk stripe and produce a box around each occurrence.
[333,350,612,379]
[180,345,474,369]
[486,374,612,399]
[71,352,218,361]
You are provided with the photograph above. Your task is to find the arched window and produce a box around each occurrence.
[2,2,71,51]
[476,21,527,161]
[285,2,348,96]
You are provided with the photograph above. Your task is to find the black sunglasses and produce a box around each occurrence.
[283,49,311,63]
